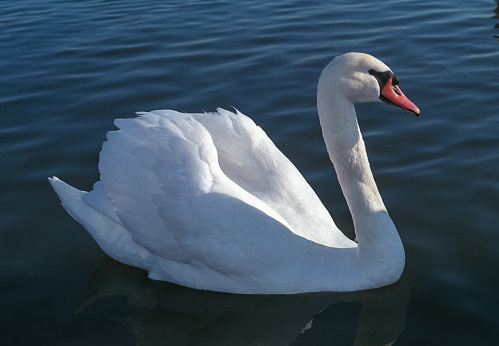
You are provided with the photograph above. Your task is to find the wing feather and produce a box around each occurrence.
[98,109,352,269]
[192,109,349,246]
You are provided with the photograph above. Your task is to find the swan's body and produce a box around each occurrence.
[50,53,419,294]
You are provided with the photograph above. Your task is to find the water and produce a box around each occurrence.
[1,0,498,344]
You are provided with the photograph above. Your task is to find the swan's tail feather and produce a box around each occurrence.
[49,176,152,270]
[49,176,87,223]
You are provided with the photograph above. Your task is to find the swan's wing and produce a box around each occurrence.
[188,108,350,246]
[98,111,304,278]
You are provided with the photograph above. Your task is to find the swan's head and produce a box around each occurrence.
[319,52,420,116]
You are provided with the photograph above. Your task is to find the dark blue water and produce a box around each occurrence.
[1,0,498,344]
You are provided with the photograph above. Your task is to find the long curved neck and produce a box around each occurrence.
[317,83,399,253]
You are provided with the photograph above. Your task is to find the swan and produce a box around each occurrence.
[50,52,420,294]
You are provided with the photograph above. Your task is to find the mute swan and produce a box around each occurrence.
[50,52,419,294]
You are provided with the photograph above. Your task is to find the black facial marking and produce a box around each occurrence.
[368,69,404,102]
[368,69,396,90]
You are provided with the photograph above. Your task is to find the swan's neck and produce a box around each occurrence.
[317,85,402,258]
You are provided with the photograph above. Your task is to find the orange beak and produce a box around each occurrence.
[380,77,420,116]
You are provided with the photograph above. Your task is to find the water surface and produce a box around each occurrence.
[1,0,498,344]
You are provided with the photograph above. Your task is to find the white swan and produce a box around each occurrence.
[50,53,419,294]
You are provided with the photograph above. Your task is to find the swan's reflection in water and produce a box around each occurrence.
[77,256,409,346]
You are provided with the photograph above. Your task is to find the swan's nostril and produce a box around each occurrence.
[393,85,401,96]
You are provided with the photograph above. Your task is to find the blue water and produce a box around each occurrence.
[1,0,498,344]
